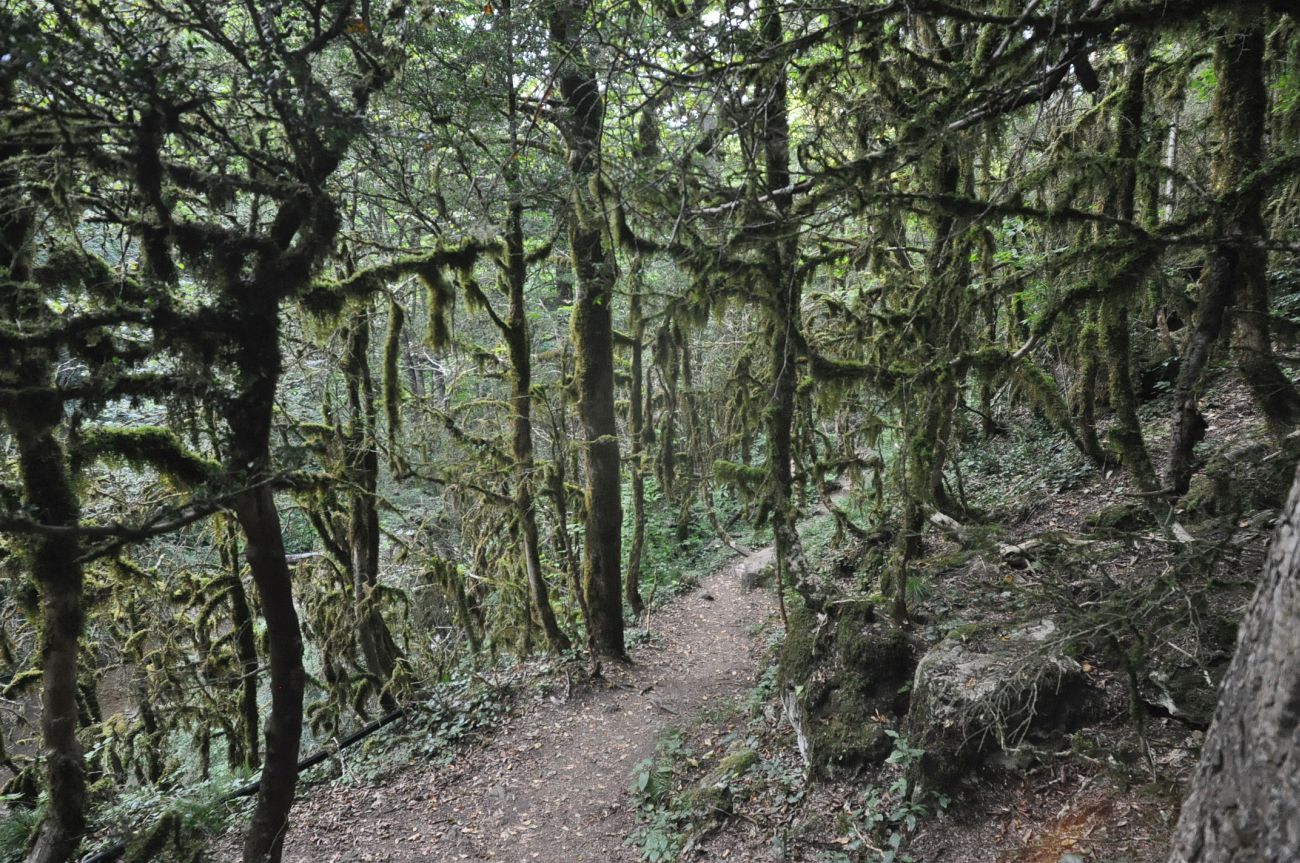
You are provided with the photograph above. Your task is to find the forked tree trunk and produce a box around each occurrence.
[1167,461,1300,862]
[1169,10,1300,492]
[1221,16,1300,431]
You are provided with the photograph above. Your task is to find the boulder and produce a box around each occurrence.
[905,619,1091,793]
[778,600,916,773]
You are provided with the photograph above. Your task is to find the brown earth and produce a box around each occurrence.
[234,548,777,863]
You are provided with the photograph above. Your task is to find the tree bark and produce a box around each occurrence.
[228,289,304,863]
[234,485,304,863]
[506,201,572,653]
[343,310,402,707]
[1221,15,1300,432]
[626,260,648,617]
[1167,461,1300,862]
[758,0,813,614]
[1,144,87,863]
[17,427,87,863]
[1169,10,1300,492]
[549,0,625,660]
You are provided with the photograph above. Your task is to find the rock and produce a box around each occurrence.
[740,563,775,592]
[1084,502,1151,533]
[778,600,916,774]
[1143,660,1227,729]
[905,619,1091,794]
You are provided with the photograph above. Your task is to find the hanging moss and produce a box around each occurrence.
[420,264,455,350]
[73,426,219,488]
[712,459,766,489]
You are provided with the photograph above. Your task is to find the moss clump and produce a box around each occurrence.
[74,426,218,488]
[717,747,758,776]
[778,599,916,773]
[1084,501,1151,533]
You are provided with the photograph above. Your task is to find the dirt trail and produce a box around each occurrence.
[271,548,778,862]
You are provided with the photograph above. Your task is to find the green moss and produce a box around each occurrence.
[74,426,218,488]
[1084,502,1151,533]
[779,600,916,772]
[717,747,758,776]
[420,264,455,350]
[711,459,766,489]
[777,600,821,690]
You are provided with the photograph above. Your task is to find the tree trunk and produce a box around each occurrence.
[1,157,87,863]
[1075,305,1111,468]
[549,0,625,660]
[1221,15,1300,432]
[1166,461,1300,862]
[626,260,648,617]
[1100,36,1160,495]
[228,291,303,863]
[1169,10,1300,493]
[758,0,813,612]
[17,428,87,863]
[505,199,572,652]
[343,310,402,707]
[226,547,262,771]
[235,485,304,863]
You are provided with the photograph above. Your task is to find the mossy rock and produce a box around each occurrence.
[1142,660,1227,729]
[741,563,776,592]
[778,599,917,774]
[716,747,758,777]
[1084,502,1152,533]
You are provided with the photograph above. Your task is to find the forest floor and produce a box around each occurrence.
[209,375,1275,863]
[216,548,779,863]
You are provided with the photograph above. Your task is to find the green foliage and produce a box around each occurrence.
[0,804,39,863]
[628,728,760,863]
[831,733,947,863]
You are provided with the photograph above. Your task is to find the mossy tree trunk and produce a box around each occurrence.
[883,130,969,620]
[219,520,262,771]
[14,424,87,863]
[1100,36,1160,494]
[1075,305,1111,468]
[498,0,572,654]
[342,308,403,708]
[751,0,812,617]
[549,0,625,660]
[1221,13,1300,433]
[626,258,648,617]
[225,284,305,863]
[1168,9,1300,492]
[505,203,572,653]
[1,146,88,863]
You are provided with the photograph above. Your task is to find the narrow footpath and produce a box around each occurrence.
[269,547,779,862]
